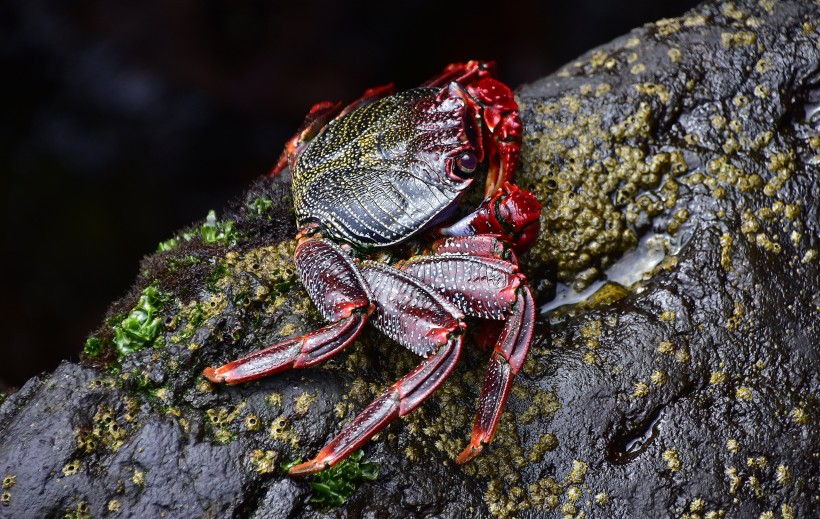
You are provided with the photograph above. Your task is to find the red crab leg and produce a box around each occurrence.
[202,315,368,384]
[421,60,495,89]
[360,261,466,355]
[288,262,466,476]
[288,337,462,476]
[456,286,534,464]
[398,253,535,464]
[203,238,373,384]
[337,83,395,118]
[429,235,519,265]
[428,238,519,350]
[399,254,520,320]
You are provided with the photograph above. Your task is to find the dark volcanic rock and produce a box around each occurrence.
[1,0,818,517]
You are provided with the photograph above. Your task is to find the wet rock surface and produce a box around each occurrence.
[1,0,818,517]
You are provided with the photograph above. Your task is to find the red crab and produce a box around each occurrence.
[204,61,542,475]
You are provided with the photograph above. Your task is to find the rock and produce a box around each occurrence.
[1,0,817,517]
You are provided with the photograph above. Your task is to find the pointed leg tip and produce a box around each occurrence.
[455,443,484,465]
[288,459,326,477]
[202,367,226,384]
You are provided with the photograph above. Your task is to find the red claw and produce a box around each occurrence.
[488,183,543,252]
[439,183,542,253]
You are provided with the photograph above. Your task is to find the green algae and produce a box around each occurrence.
[158,209,241,251]
[199,210,239,244]
[82,337,103,357]
[302,451,379,507]
[248,196,274,217]
[112,283,170,358]
[157,238,180,252]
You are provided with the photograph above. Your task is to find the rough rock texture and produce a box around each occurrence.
[1,0,818,517]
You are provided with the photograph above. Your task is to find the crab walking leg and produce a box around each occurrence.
[288,337,463,476]
[398,254,535,464]
[399,254,521,321]
[456,286,534,464]
[429,235,519,265]
[203,238,373,384]
[203,315,369,384]
[421,60,495,89]
[288,261,466,476]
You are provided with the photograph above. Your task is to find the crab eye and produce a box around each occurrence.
[455,151,478,176]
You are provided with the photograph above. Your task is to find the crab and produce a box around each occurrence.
[204,61,542,475]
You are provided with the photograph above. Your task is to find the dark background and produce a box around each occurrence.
[0,0,701,388]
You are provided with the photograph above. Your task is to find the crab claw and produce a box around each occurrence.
[488,182,543,252]
[438,182,542,252]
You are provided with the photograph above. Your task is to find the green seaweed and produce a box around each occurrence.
[309,451,379,507]
[248,197,274,217]
[157,210,240,251]
[83,337,103,357]
[112,283,171,358]
[157,238,179,252]
[199,210,238,244]
[280,452,379,506]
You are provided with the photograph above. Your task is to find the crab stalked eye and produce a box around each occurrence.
[455,151,478,176]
